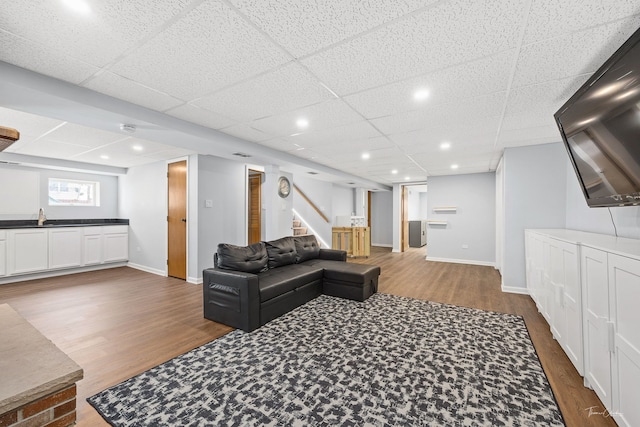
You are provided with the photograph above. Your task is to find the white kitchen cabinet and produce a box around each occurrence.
[608,253,640,427]
[7,228,48,275]
[49,227,83,270]
[103,225,128,263]
[83,227,103,266]
[0,230,6,276]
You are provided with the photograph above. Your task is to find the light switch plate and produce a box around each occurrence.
[205,199,213,208]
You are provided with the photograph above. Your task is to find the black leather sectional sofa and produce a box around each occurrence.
[203,235,380,332]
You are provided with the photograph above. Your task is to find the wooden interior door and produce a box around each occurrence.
[401,186,409,252]
[168,160,187,279]
[248,170,262,244]
[367,191,372,228]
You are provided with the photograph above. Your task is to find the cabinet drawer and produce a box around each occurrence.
[83,226,102,236]
[103,225,128,234]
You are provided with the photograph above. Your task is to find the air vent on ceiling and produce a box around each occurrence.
[232,152,252,158]
[307,171,319,175]
[347,182,355,185]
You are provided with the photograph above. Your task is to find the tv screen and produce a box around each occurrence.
[554,26,640,207]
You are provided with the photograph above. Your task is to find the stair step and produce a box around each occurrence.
[292,220,302,227]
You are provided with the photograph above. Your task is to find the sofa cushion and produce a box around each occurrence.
[264,236,297,269]
[293,235,320,263]
[216,242,268,274]
[258,264,324,302]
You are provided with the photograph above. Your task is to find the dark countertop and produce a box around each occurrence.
[0,219,129,229]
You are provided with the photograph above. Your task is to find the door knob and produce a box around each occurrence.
[181,218,187,222]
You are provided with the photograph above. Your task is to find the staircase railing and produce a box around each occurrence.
[293,184,329,223]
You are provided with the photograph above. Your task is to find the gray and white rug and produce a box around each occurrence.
[88,293,565,426]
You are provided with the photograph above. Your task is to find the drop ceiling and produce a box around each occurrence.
[0,0,639,187]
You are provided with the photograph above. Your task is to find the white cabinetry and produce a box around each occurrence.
[0,231,6,276]
[7,229,48,275]
[49,227,83,270]
[525,230,582,375]
[526,229,640,427]
[103,225,128,263]
[1,225,128,281]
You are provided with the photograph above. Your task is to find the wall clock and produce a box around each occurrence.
[278,176,291,198]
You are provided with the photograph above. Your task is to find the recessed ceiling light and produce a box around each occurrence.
[451,164,459,169]
[391,169,398,174]
[100,154,109,160]
[361,152,370,160]
[296,118,309,129]
[404,176,411,181]
[62,0,91,14]
[132,144,143,152]
[413,88,430,102]
[440,142,451,150]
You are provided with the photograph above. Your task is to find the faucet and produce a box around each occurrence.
[37,208,46,226]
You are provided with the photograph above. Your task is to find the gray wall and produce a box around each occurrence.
[564,158,640,239]
[371,191,393,246]
[426,172,496,265]
[0,163,118,220]
[332,186,354,219]
[291,176,333,247]
[119,160,167,275]
[501,143,567,291]
[197,155,247,278]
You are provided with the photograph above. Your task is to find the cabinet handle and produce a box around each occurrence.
[607,321,615,353]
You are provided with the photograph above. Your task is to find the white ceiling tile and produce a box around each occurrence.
[83,72,184,112]
[110,1,291,100]
[501,76,588,131]
[0,30,100,84]
[513,16,640,88]
[249,99,363,137]
[496,125,561,148]
[0,107,64,139]
[301,0,526,95]
[192,62,335,123]
[219,124,274,142]
[345,50,515,119]
[0,0,193,68]
[311,138,396,159]
[43,122,126,148]
[281,121,382,149]
[11,139,92,159]
[229,0,439,57]
[165,104,237,130]
[523,0,640,44]
[372,92,506,135]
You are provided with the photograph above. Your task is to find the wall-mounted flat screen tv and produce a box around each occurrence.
[554,26,640,207]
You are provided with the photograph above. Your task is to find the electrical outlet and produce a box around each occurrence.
[205,199,213,208]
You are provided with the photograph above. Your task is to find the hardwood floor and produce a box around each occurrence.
[0,247,615,427]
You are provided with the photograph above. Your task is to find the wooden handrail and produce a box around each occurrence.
[293,184,329,223]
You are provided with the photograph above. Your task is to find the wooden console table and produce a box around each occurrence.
[0,304,83,427]
[332,227,370,257]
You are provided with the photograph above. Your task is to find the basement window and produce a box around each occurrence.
[48,178,100,207]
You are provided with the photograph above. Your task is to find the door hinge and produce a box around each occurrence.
[167,259,169,265]
[167,216,169,221]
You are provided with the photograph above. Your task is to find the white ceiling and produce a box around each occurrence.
[1,0,639,187]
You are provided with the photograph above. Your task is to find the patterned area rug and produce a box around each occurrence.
[88,294,565,426]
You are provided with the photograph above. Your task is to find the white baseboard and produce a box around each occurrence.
[188,276,202,285]
[425,256,495,268]
[0,262,128,285]
[501,285,529,295]
[372,243,393,248]
[127,262,166,277]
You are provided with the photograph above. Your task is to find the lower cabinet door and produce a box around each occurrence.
[609,253,640,427]
[8,229,48,275]
[581,246,612,409]
[49,228,83,269]
[103,233,128,262]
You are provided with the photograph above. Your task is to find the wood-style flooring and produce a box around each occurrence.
[0,247,615,427]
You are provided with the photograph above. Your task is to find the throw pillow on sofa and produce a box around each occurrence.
[264,236,297,269]
[293,235,320,263]
[216,242,268,274]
